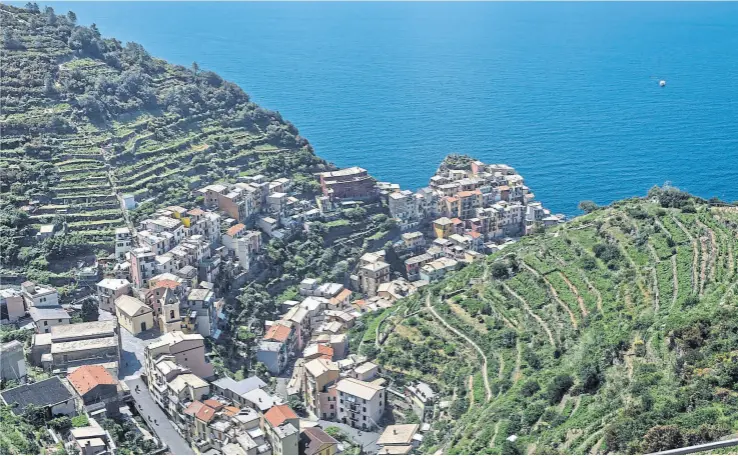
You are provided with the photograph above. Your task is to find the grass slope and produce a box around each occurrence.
[366,191,738,454]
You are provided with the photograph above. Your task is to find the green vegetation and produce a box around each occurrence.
[0,2,329,280]
[360,188,738,454]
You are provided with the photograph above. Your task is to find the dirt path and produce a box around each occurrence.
[720,279,738,306]
[697,220,718,283]
[490,421,501,447]
[522,263,579,329]
[589,435,606,455]
[624,351,635,380]
[570,395,582,417]
[557,394,570,413]
[502,283,556,347]
[622,283,633,310]
[582,274,603,312]
[606,225,651,305]
[468,376,475,410]
[672,215,699,294]
[729,233,735,276]
[647,243,661,263]
[512,338,522,385]
[699,235,709,296]
[651,267,660,312]
[426,295,492,401]
[671,255,679,307]
[560,271,589,317]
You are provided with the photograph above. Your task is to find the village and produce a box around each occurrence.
[1,157,562,455]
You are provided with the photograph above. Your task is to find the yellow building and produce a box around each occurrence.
[115,295,154,335]
[432,217,454,239]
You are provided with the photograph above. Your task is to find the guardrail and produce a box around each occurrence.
[653,438,738,455]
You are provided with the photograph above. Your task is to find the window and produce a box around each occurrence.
[44,321,48,326]
[58,319,62,322]
[170,310,175,319]
[340,407,343,412]
[363,399,366,404]
[363,407,366,412]
[330,404,334,409]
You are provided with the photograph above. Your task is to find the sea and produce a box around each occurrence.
[29,2,738,216]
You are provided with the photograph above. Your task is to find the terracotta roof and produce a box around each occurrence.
[187,208,205,216]
[329,288,352,305]
[226,223,246,237]
[445,197,459,203]
[264,404,298,428]
[317,344,334,360]
[196,404,217,423]
[203,399,224,411]
[184,401,205,417]
[223,406,240,417]
[457,190,481,197]
[451,218,463,225]
[264,323,291,343]
[498,185,510,191]
[67,365,117,396]
[469,231,482,239]
[150,279,181,290]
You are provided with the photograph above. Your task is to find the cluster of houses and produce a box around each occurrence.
[196,175,321,243]
[385,160,563,235]
[0,158,562,455]
[139,328,307,455]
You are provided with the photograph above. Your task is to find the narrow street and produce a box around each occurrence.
[125,377,194,455]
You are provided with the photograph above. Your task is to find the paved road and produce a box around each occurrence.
[318,420,381,454]
[100,309,159,379]
[125,377,194,455]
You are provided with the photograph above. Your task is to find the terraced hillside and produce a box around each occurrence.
[0,3,327,281]
[362,188,738,454]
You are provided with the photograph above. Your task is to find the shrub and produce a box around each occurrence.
[520,380,540,397]
[546,374,573,404]
[578,200,599,214]
[642,425,684,453]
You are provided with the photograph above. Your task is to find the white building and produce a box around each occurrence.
[21,281,59,308]
[336,378,385,430]
[114,227,132,260]
[96,278,131,313]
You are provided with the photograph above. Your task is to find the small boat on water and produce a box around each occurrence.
[659,80,666,87]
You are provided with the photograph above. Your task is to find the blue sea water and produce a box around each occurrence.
[32,2,738,215]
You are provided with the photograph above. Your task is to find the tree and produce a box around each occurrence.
[520,380,540,397]
[642,425,685,453]
[490,261,510,279]
[546,374,573,404]
[578,200,599,213]
[81,299,99,322]
[287,396,306,416]
[66,11,77,24]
